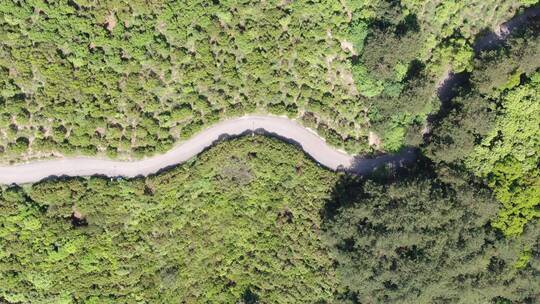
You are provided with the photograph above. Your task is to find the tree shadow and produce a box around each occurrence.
[345,147,419,177]
[240,287,260,304]
[436,72,471,106]
[324,151,433,222]
[320,173,364,221]
[473,4,540,53]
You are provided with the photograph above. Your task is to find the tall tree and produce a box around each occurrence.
[324,167,540,303]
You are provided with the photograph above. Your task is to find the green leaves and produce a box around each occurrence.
[0,137,338,303]
[324,165,540,303]
[0,0,366,161]
[467,74,540,235]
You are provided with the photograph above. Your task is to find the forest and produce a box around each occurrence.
[0,0,539,303]
[1,135,539,303]
[0,137,340,303]
[0,0,537,161]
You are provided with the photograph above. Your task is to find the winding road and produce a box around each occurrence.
[0,115,416,184]
[0,5,537,185]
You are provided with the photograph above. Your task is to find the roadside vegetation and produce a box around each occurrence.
[346,0,539,151]
[324,21,540,299]
[1,1,537,161]
[0,0,367,162]
[0,0,539,303]
[325,164,540,303]
[2,136,539,303]
[0,137,338,303]
[427,24,540,236]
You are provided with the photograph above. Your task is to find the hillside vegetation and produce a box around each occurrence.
[0,137,338,303]
[324,23,540,298]
[427,27,540,236]
[2,136,539,303]
[325,167,540,303]
[0,0,367,162]
[347,0,539,150]
[1,0,538,161]
[0,1,539,303]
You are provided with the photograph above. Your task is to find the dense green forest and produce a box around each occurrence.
[0,0,365,161]
[0,0,537,161]
[427,25,540,236]
[324,22,540,297]
[1,136,539,303]
[1,137,339,303]
[325,166,540,303]
[351,0,540,150]
[1,0,539,303]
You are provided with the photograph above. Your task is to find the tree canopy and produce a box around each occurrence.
[324,164,540,303]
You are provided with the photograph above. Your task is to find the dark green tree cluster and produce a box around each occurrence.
[323,12,540,302]
[341,0,435,151]
[0,136,339,303]
[427,27,540,235]
[1,0,536,160]
[2,134,538,303]
[0,2,539,303]
[342,0,537,151]
[353,0,424,97]
[324,164,540,303]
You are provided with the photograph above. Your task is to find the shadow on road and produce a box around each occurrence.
[345,147,419,176]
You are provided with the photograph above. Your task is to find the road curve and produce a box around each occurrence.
[0,115,393,184]
[8,4,535,185]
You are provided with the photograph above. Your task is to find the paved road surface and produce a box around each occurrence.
[1,115,412,184]
[3,5,536,185]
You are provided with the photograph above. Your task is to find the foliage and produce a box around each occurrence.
[341,0,535,150]
[0,2,539,302]
[0,136,339,303]
[0,0,370,163]
[365,72,438,152]
[323,165,540,303]
[400,0,534,74]
[427,28,540,236]
[467,73,540,236]
[3,134,537,303]
[0,0,534,159]
[0,0,536,158]
[471,31,540,96]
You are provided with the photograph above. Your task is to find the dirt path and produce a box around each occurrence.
[437,5,540,102]
[473,5,540,52]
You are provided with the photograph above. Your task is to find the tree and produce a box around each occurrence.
[324,165,540,303]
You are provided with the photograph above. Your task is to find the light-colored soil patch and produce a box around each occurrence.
[340,40,355,54]
[105,12,117,32]
[368,131,381,149]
